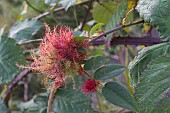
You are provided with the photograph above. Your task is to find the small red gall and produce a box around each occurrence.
[82,79,99,93]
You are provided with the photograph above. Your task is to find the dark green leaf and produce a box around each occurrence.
[8,18,42,44]
[92,1,116,24]
[102,82,138,112]
[94,64,126,80]
[129,42,170,113]
[0,98,9,113]
[0,37,25,84]
[136,0,170,41]
[84,56,110,71]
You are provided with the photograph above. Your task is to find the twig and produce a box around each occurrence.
[47,89,56,113]
[84,71,91,78]
[34,7,65,20]
[89,20,144,43]
[4,69,30,106]
[80,0,93,31]
[25,0,43,13]
[19,39,42,45]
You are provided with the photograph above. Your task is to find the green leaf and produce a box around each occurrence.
[0,37,25,84]
[84,56,110,71]
[92,1,116,24]
[136,0,170,41]
[94,64,126,80]
[102,82,138,112]
[106,0,127,31]
[90,23,104,35]
[8,18,42,44]
[74,36,87,42]
[129,42,170,113]
[0,98,9,113]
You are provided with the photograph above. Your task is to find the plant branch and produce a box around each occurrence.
[34,7,65,20]
[19,39,42,45]
[47,89,56,113]
[4,69,30,106]
[25,0,43,13]
[89,20,144,43]
[80,0,93,31]
[92,37,167,46]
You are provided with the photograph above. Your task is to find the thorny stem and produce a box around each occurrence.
[47,89,56,113]
[96,92,102,113]
[4,69,30,106]
[89,20,144,43]
[25,0,43,13]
